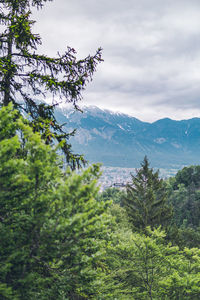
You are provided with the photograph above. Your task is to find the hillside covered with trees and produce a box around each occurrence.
[1,103,200,299]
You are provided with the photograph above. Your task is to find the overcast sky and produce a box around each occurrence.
[33,0,200,122]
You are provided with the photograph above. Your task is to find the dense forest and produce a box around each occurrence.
[1,104,200,299]
[0,0,200,299]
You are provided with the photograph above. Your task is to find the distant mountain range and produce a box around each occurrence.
[55,106,200,169]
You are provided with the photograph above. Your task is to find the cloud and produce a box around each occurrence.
[32,0,200,121]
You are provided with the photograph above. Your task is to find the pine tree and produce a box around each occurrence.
[0,0,102,168]
[123,156,173,231]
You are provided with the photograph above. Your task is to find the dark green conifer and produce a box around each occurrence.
[0,0,102,168]
[123,156,173,231]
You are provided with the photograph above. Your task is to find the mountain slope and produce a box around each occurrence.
[55,106,200,168]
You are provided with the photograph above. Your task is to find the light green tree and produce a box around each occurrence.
[0,104,111,299]
[104,225,200,299]
[159,247,200,299]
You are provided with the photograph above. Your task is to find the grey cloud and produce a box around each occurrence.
[32,0,200,121]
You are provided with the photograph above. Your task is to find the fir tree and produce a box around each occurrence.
[0,0,102,168]
[123,156,173,232]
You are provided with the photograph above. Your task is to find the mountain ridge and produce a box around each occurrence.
[54,105,200,169]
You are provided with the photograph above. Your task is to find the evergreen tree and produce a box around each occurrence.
[123,156,173,231]
[105,226,200,299]
[172,166,200,228]
[173,165,200,189]
[0,0,102,168]
[166,166,200,248]
[0,104,111,299]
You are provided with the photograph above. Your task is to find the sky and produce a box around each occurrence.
[32,0,200,122]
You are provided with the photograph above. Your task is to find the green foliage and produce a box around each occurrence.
[159,247,200,299]
[102,163,200,299]
[169,165,200,227]
[1,106,200,299]
[173,165,200,189]
[97,187,125,205]
[108,203,131,230]
[0,104,111,299]
[123,156,173,232]
[104,225,200,299]
[177,227,200,248]
[1,2,200,299]
[0,0,103,168]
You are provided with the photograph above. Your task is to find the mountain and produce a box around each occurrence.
[55,106,200,169]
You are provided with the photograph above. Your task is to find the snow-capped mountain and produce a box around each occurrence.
[54,106,200,169]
